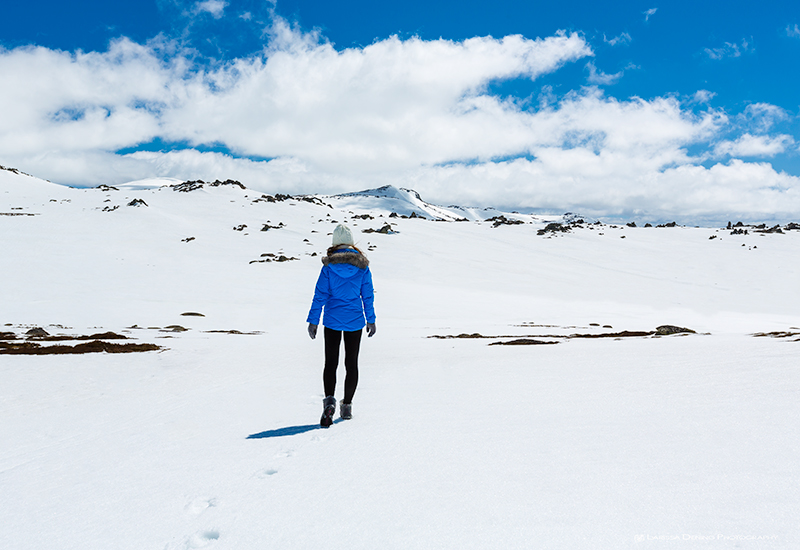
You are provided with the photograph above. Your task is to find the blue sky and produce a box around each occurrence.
[2,0,800,222]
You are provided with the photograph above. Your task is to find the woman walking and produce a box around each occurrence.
[307,224,376,427]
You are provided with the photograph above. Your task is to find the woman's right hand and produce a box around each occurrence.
[308,323,318,339]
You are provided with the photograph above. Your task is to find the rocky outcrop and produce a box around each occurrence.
[172,179,246,192]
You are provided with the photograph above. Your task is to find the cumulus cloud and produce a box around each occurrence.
[737,103,788,133]
[194,0,227,18]
[714,134,794,158]
[0,15,799,222]
[0,24,593,174]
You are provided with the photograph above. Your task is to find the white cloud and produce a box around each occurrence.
[0,16,798,222]
[691,90,716,104]
[644,8,658,22]
[714,133,794,158]
[604,32,631,46]
[787,24,800,38]
[194,0,227,18]
[586,62,623,85]
[738,103,788,133]
[705,38,754,60]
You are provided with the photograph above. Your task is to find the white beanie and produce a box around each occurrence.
[332,224,355,247]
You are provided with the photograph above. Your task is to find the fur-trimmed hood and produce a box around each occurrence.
[322,249,369,269]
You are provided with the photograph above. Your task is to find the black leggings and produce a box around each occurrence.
[323,327,362,404]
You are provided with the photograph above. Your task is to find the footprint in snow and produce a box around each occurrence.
[185,530,220,549]
[185,497,217,517]
[255,468,279,479]
[273,449,295,459]
[164,529,220,550]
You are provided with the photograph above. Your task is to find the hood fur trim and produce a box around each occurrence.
[322,250,369,269]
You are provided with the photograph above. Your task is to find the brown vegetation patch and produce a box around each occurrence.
[30,331,128,342]
[430,325,698,344]
[429,333,487,339]
[161,325,189,332]
[753,331,800,340]
[0,340,161,355]
[203,330,263,335]
[655,325,696,335]
[569,330,655,339]
[489,339,559,346]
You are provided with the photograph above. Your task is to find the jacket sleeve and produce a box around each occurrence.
[361,267,376,324]
[306,267,329,324]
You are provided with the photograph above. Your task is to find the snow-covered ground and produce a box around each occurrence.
[2,167,799,549]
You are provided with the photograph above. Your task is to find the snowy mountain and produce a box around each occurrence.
[327,184,508,222]
[2,166,799,549]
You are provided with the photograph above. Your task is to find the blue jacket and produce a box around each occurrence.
[307,248,376,332]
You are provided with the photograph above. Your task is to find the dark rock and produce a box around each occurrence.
[489,339,558,346]
[172,179,246,192]
[26,327,50,338]
[127,198,148,207]
[162,325,189,332]
[655,325,696,335]
[626,222,637,228]
[181,312,206,317]
[537,222,570,235]
[486,215,524,228]
[754,224,783,234]
[362,224,396,234]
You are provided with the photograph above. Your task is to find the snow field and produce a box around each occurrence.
[2,170,799,548]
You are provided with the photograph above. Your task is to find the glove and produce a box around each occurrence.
[308,323,318,339]
[366,323,376,338]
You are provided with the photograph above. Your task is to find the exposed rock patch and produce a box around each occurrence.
[172,179,246,192]
[753,331,800,341]
[655,325,696,335]
[250,253,299,264]
[489,339,558,346]
[0,340,161,355]
[362,224,397,234]
[537,222,571,236]
[486,215,524,228]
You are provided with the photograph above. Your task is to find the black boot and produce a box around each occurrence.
[320,396,336,428]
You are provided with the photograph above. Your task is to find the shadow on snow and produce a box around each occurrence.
[247,419,343,439]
